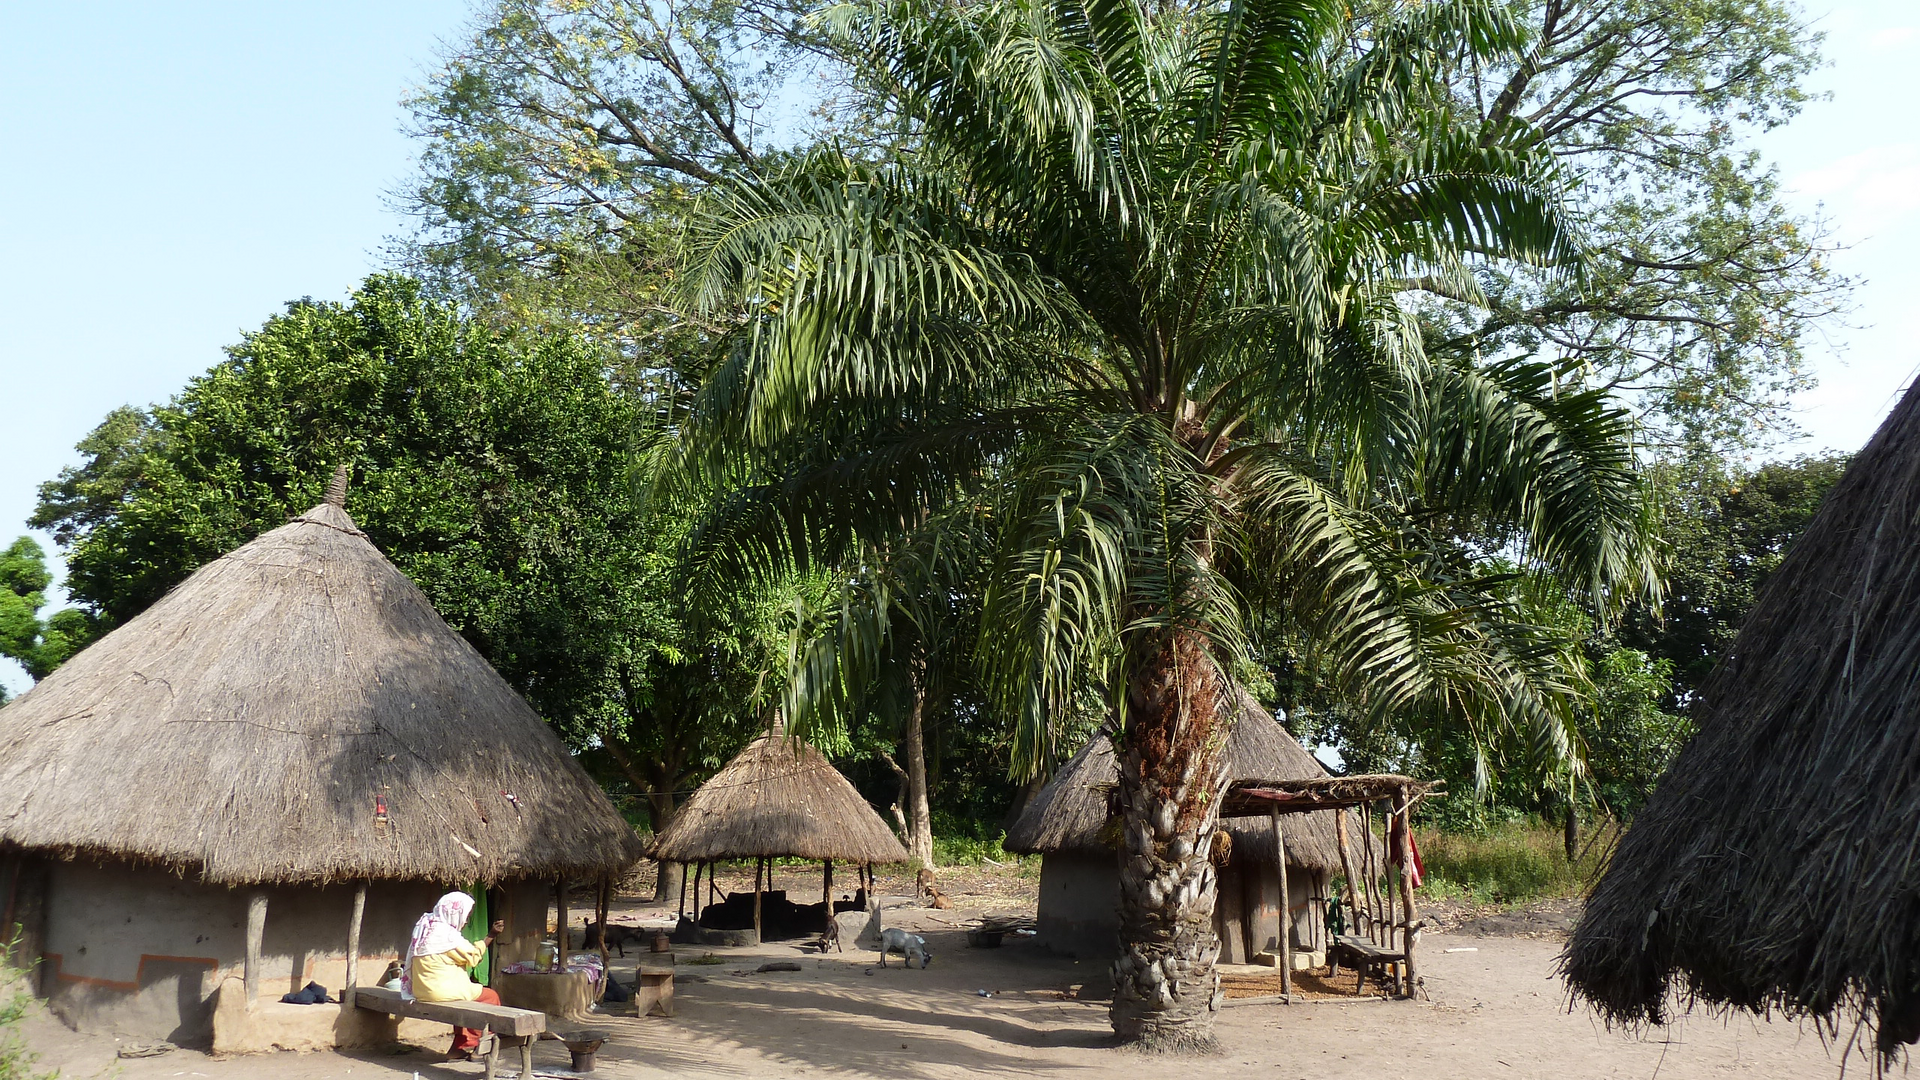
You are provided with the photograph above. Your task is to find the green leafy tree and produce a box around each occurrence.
[1618,452,1848,707]
[398,0,890,359]
[1581,646,1691,818]
[30,276,784,859]
[1427,0,1847,453]
[674,0,1657,1046]
[0,537,101,682]
[402,0,1846,460]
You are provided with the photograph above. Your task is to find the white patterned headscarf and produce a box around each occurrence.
[400,891,475,999]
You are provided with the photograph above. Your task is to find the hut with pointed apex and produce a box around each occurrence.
[1006,694,1350,967]
[0,470,644,1049]
[648,725,907,943]
[1565,382,1920,1062]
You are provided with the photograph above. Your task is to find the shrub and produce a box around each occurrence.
[931,832,1040,874]
[0,956,54,1080]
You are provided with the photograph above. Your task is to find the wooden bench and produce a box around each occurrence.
[1329,933,1406,995]
[353,985,546,1078]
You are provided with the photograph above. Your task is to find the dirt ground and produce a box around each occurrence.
[16,869,1864,1079]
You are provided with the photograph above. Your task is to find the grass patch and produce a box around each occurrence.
[931,832,1040,874]
[1415,820,1605,906]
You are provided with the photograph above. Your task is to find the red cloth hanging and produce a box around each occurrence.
[1387,811,1425,889]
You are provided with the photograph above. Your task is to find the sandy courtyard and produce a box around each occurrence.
[16,895,1860,1080]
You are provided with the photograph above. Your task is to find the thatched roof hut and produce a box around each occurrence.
[0,479,642,1047]
[1006,692,1345,871]
[1007,693,1357,964]
[0,493,643,885]
[647,729,908,865]
[1565,382,1920,1057]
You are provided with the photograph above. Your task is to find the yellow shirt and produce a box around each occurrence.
[410,937,487,1002]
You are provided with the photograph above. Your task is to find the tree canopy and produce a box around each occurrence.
[29,275,791,833]
[0,537,100,685]
[1619,452,1850,708]
[668,0,1660,1043]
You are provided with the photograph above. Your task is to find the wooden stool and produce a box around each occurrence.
[635,965,675,1018]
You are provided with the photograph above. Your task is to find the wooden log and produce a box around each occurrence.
[1394,785,1419,998]
[244,891,268,1009]
[1272,806,1291,997]
[344,882,367,1009]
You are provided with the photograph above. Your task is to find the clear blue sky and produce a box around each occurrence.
[0,2,1914,695]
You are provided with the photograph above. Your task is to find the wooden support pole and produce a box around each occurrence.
[752,859,765,942]
[1357,805,1375,941]
[244,891,268,1009]
[597,877,612,998]
[823,859,833,909]
[1361,803,1384,945]
[344,882,367,1009]
[555,878,569,956]
[1395,785,1419,998]
[1271,806,1291,997]
[1334,808,1360,939]
[678,860,689,920]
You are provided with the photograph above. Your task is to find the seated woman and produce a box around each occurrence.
[403,891,506,1061]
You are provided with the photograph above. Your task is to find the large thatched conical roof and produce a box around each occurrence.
[646,730,909,864]
[0,493,644,886]
[1565,382,1920,1057]
[1004,693,1348,871]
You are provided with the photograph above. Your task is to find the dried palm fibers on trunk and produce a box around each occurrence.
[0,498,644,885]
[646,730,908,863]
[1565,382,1920,1060]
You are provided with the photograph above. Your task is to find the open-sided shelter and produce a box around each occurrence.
[1006,694,1352,967]
[1226,774,1435,996]
[1565,382,1920,1061]
[0,473,643,1048]
[648,726,908,941]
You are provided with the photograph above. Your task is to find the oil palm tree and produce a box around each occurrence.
[673,0,1658,1047]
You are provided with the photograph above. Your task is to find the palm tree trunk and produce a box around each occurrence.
[1109,629,1232,1050]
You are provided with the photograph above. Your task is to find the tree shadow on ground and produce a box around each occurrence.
[598,940,1121,1078]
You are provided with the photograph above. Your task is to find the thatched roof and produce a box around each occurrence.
[0,492,644,887]
[1565,382,1920,1057]
[646,730,910,864]
[1004,694,1350,871]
